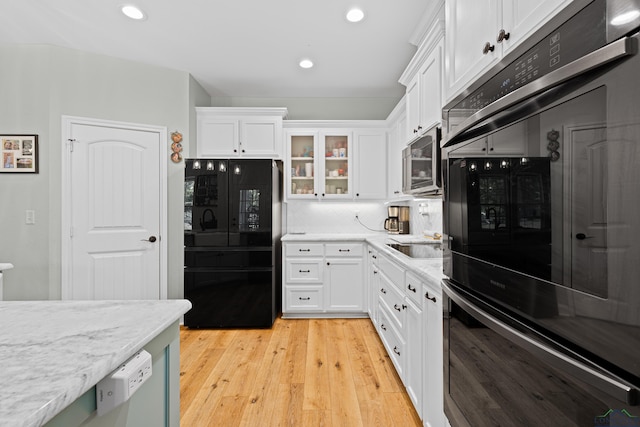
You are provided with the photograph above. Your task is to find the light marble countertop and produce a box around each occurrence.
[0,299,191,427]
[0,263,14,271]
[281,233,445,289]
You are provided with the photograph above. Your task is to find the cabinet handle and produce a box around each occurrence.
[234,149,238,153]
[497,29,510,43]
[417,125,422,130]
[242,149,245,153]
[381,323,387,331]
[322,193,325,197]
[299,297,311,301]
[298,248,311,252]
[327,262,331,266]
[425,292,437,303]
[299,269,310,273]
[394,190,400,194]
[482,42,495,54]
[394,304,402,312]
[373,270,378,275]
[373,255,377,259]
[489,147,494,151]
[482,147,487,151]
[338,249,351,252]
[356,193,360,197]
[380,288,387,294]
[413,129,419,134]
[314,193,318,196]
[407,284,416,293]
[393,346,401,356]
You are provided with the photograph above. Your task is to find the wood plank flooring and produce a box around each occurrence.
[179,317,422,427]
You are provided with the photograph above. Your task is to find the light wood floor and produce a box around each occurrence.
[179,317,422,427]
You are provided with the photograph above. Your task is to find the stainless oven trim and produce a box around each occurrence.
[443,280,638,405]
[442,36,637,148]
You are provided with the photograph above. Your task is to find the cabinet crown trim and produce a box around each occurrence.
[196,107,288,118]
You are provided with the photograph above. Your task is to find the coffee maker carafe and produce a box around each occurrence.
[384,206,410,234]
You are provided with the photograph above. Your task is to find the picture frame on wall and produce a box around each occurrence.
[1,134,38,173]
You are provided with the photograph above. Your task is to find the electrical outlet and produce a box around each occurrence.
[96,350,152,416]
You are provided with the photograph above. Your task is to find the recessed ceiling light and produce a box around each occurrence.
[299,59,314,69]
[346,8,364,23]
[611,10,640,26]
[121,5,146,20]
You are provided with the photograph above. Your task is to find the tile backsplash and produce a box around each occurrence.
[283,197,443,236]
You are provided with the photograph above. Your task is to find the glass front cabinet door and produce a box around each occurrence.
[287,131,318,199]
[286,130,352,199]
[321,132,351,198]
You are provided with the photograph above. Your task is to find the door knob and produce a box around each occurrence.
[141,236,157,242]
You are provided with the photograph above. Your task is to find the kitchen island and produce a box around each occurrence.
[0,299,191,427]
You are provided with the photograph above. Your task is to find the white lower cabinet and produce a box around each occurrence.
[423,282,444,427]
[370,245,443,426]
[283,241,365,316]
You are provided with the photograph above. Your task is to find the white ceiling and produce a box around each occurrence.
[0,0,434,100]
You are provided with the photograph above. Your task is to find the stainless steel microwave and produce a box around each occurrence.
[402,125,441,196]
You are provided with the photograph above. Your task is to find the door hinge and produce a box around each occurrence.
[67,138,76,152]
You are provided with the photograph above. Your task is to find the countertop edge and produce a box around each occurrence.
[0,299,191,427]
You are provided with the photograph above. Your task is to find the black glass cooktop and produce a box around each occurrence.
[386,243,443,259]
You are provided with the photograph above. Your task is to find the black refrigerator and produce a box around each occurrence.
[183,159,282,328]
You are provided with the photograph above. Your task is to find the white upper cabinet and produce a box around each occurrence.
[196,107,287,158]
[399,16,445,144]
[284,122,388,201]
[353,130,387,200]
[445,0,574,103]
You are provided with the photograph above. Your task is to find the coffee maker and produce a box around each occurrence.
[384,205,410,234]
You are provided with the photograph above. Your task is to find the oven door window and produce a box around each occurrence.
[447,86,614,297]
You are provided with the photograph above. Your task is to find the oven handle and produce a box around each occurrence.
[442,280,638,405]
[442,36,637,148]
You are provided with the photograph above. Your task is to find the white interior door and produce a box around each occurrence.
[62,117,166,300]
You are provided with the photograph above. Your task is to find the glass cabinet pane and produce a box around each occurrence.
[323,134,350,196]
[290,135,316,196]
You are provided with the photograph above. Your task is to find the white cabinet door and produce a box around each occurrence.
[405,75,421,141]
[286,130,319,199]
[404,298,423,420]
[388,112,405,198]
[423,285,444,427]
[325,258,364,312]
[354,130,387,199]
[367,248,379,321]
[320,132,352,199]
[418,41,443,134]
[445,0,501,101]
[197,118,239,157]
[240,118,281,157]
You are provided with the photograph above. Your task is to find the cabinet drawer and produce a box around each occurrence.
[285,286,324,311]
[325,243,363,257]
[378,305,404,376]
[378,271,405,331]
[405,271,423,307]
[285,243,324,257]
[377,253,404,286]
[285,259,323,283]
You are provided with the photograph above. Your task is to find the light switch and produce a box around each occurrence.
[25,210,35,225]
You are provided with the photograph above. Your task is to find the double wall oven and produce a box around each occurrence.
[442,1,640,425]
